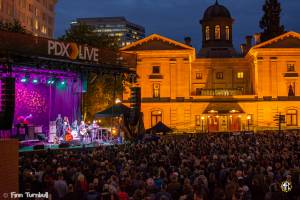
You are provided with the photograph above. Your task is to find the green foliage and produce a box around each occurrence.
[60,22,125,120]
[83,73,124,120]
[259,0,285,42]
[59,22,119,50]
[0,19,26,34]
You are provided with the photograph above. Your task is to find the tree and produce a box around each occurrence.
[59,23,126,121]
[0,19,26,34]
[259,0,285,42]
[59,23,118,50]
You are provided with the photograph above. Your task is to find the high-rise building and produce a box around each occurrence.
[72,17,145,47]
[0,0,57,38]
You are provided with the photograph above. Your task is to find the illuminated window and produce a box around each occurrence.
[287,63,295,72]
[215,25,221,40]
[225,26,230,40]
[216,72,223,79]
[152,66,160,74]
[151,110,162,127]
[0,0,2,11]
[34,19,39,30]
[196,73,202,79]
[205,26,210,40]
[195,115,201,126]
[153,83,160,98]
[237,72,244,79]
[41,25,47,34]
[286,109,297,126]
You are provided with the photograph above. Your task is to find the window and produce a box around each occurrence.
[216,72,223,79]
[286,109,297,126]
[196,88,202,96]
[205,26,210,40]
[153,83,160,98]
[215,25,221,40]
[195,115,201,126]
[287,63,295,72]
[225,26,230,40]
[34,19,39,30]
[0,0,2,11]
[196,73,202,80]
[288,83,295,97]
[151,110,162,127]
[237,72,244,79]
[152,66,160,74]
[29,4,34,12]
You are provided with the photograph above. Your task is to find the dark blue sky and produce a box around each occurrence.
[55,0,300,51]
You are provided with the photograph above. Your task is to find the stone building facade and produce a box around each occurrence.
[121,1,300,132]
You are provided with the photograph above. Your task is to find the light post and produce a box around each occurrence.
[201,116,205,133]
[115,98,122,143]
[247,115,251,131]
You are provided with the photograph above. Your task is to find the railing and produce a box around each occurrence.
[192,89,244,96]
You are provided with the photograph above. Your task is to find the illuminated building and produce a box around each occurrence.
[121,1,300,132]
[0,0,57,38]
[72,17,145,47]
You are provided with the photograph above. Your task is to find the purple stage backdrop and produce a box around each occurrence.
[14,79,81,133]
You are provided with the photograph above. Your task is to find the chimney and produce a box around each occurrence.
[253,33,261,45]
[184,36,192,46]
[240,44,246,55]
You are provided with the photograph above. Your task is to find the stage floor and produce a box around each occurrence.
[19,140,114,153]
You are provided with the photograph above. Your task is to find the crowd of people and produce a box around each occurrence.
[20,133,300,200]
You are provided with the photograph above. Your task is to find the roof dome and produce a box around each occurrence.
[202,0,231,20]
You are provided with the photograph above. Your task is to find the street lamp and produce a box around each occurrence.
[115,98,121,104]
[247,115,251,131]
[201,116,205,132]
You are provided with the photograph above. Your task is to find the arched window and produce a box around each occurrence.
[286,109,297,126]
[215,25,221,40]
[225,26,230,40]
[205,26,210,40]
[151,110,162,127]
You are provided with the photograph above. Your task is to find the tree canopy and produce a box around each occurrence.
[59,22,119,50]
[59,22,125,121]
[0,19,26,34]
[259,0,285,42]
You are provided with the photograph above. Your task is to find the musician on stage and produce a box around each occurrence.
[55,114,64,138]
[89,120,99,142]
[63,116,70,137]
[71,120,79,138]
[79,121,87,143]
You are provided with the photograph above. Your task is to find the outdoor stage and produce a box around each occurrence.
[19,139,117,153]
[0,30,135,138]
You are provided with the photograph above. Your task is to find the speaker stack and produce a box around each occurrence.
[129,87,141,125]
[0,77,15,130]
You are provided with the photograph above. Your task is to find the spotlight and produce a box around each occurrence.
[32,79,38,84]
[47,79,55,85]
[21,77,28,83]
[60,80,66,85]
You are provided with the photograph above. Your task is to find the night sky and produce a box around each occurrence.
[55,0,300,51]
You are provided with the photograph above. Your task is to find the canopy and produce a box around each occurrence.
[95,104,131,118]
[203,102,245,114]
[146,121,172,134]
